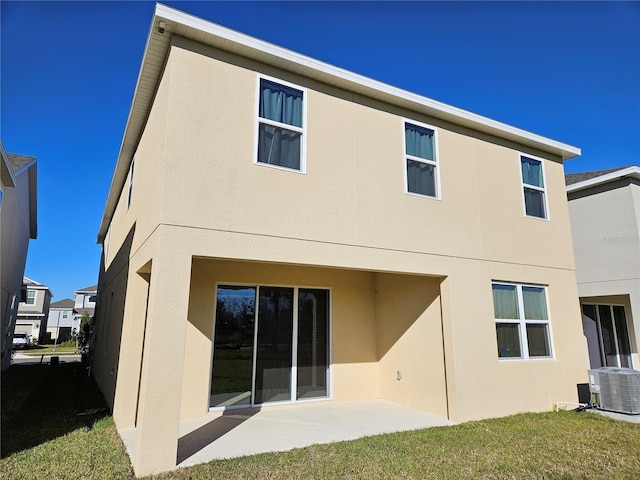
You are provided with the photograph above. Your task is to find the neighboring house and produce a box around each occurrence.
[0,142,37,369]
[47,286,96,342]
[94,5,589,475]
[566,166,640,370]
[73,284,97,322]
[46,299,77,342]
[15,277,52,345]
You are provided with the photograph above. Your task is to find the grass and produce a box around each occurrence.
[2,363,640,479]
[19,345,79,356]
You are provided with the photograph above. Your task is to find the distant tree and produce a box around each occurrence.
[78,312,92,359]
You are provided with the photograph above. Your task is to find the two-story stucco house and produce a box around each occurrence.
[16,277,52,345]
[566,166,640,370]
[94,5,589,476]
[1,142,37,369]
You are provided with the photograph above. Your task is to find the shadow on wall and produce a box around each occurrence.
[92,223,136,409]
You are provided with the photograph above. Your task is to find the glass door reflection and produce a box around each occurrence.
[210,286,256,407]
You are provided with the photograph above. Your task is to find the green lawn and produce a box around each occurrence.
[19,345,79,356]
[2,363,640,479]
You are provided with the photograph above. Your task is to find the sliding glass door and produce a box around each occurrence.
[210,284,329,409]
[582,304,632,369]
[297,289,329,399]
[210,286,256,407]
[255,287,294,404]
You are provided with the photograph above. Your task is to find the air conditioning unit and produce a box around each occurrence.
[589,367,640,415]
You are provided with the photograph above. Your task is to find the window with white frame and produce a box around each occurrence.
[256,78,305,171]
[404,121,438,198]
[25,290,36,305]
[492,282,552,359]
[520,155,547,219]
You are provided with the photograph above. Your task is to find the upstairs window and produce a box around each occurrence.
[520,155,547,219]
[404,122,439,198]
[26,290,36,305]
[492,282,552,360]
[257,78,305,172]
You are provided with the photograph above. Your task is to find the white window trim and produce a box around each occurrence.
[254,74,307,174]
[403,119,441,200]
[519,153,550,221]
[209,281,332,412]
[26,290,36,305]
[493,281,554,361]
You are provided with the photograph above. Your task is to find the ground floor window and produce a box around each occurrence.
[582,304,632,369]
[210,284,330,409]
[492,282,552,359]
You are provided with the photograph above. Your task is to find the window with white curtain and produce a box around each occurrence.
[404,121,439,198]
[256,77,305,172]
[492,282,552,359]
[520,155,548,219]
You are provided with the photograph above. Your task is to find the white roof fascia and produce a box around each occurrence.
[566,166,640,193]
[98,3,582,241]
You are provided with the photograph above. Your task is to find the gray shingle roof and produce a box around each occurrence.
[565,166,632,186]
[76,285,97,293]
[50,299,75,309]
[7,153,36,173]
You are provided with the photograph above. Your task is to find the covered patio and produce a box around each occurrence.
[120,399,453,469]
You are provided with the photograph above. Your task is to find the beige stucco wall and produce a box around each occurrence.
[101,37,575,276]
[143,38,574,273]
[94,35,589,475]
[444,260,587,421]
[375,273,447,416]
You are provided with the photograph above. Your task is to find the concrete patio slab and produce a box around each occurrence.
[120,400,453,470]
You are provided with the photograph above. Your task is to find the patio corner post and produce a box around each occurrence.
[131,245,192,476]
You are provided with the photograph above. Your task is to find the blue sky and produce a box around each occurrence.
[2,1,639,300]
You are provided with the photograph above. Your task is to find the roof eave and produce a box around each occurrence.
[97,3,581,241]
[566,166,640,193]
